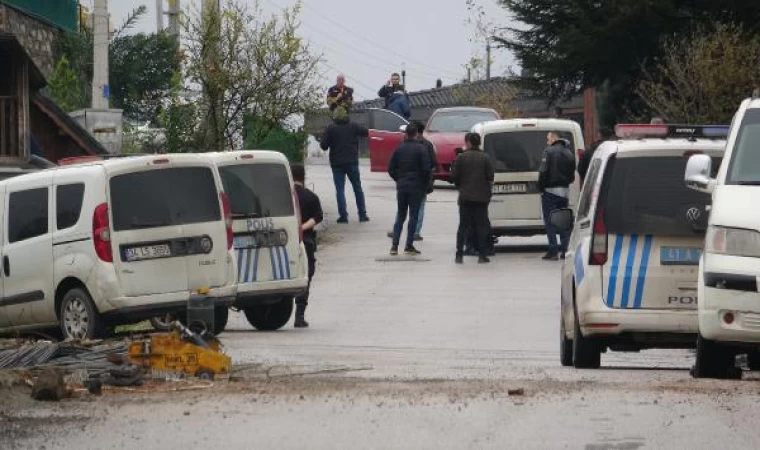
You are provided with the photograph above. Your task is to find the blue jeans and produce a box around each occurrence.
[393,190,424,248]
[542,192,570,255]
[415,196,427,235]
[332,164,367,220]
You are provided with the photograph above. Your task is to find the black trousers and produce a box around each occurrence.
[295,240,316,307]
[392,189,424,249]
[456,201,490,257]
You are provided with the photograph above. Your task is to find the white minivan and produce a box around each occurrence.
[209,151,309,331]
[0,154,237,340]
[471,119,584,238]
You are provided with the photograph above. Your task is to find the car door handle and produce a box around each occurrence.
[3,256,9,277]
[370,137,384,141]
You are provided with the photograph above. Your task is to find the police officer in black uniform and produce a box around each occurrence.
[291,164,323,328]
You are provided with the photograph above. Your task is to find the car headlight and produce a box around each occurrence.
[707,226,760,257]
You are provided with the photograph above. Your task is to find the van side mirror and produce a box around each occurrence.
[550,208,575,233]
[685,154,716,194]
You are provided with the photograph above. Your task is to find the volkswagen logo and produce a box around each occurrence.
[686,207,702,223]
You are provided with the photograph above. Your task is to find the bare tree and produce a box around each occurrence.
[638,23,760,124]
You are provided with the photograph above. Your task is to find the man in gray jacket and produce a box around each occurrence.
[451,132,495,264]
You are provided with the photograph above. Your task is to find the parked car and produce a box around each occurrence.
[367,107,500,182]
[0,154,237,340]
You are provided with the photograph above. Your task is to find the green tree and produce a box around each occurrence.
[47,56,87,112]
[161,71,199,153]
[243,116,307,162]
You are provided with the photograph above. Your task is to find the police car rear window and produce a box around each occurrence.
[601,156,720,236]
[220,163,294,218]
[484,130,573,173]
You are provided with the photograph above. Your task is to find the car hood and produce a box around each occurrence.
[711,185,760,231]
[424,131,466,148]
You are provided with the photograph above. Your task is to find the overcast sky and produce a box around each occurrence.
[87,0,516,101]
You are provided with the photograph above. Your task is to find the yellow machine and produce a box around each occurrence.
[128,322,232,380]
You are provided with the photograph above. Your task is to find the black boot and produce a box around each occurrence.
[294,304,309,328]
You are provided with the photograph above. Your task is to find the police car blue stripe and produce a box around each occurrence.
[244,249,252,283]
[283,247,291,279]
[574,243,585,285]
[237,249,244,283]
[276,246,286,281]
[270,248,280,280]
[633,235,653,309]
[252,248,260,282]
[606,234,624,307]
[620,235,639,309]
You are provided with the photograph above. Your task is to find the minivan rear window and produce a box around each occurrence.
[110,167,221,231]
[484,130,574,173]
[601,156,721,236]
[219,163,294,218]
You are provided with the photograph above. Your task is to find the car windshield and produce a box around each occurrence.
[484,130,573,173]
[427,111,498,132]
[601,156,720,236]
[110,167,221,231]
[219,163,294,218]
[726,108,760,185]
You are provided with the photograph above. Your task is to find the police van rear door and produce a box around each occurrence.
[599,146,722,310]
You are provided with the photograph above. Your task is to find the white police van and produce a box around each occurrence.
[208,151,308,331]
[557,124,728,368]
[685,95,760,378]
[0,154,237,340]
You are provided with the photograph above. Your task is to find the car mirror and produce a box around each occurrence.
[399,125,407,133]
[685,154,715,194]
[550,208,575,233]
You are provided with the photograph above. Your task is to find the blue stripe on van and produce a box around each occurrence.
[633,235,653,309]
[283,247,291,279]
[620,235,639,309]
[252,248,260,282]
[276,246,286,281]
[237,249,245,283]
[269,247,278,280]
[606,235,624,307]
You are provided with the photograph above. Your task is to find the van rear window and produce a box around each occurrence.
[219,163,294,218]
[110,167,221,231]
[484,130,573,173]
[601,156,720,236]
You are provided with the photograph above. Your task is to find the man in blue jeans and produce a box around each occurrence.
[320,113,370,223]
[538,131,576,261]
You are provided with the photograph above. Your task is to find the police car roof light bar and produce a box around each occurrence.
[615,124,729,139]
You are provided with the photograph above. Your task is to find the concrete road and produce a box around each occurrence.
[6,162,760,450]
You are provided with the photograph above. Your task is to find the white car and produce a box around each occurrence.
[0,154,237,340]
[472,118,584,237]
[558,124,728,368]
[685,95,760,378]
[209,151,309,331]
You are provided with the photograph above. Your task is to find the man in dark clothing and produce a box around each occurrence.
[538,131,577,261]
[378,73,407,110]
[578,128,613,183]
[291,164,323,328]
[320,115,370,223]
[452,132,495,264]
[326,74,354,118]
[388,123,431,256]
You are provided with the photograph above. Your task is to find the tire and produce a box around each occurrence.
[60,288,103,341]
[693,335,740,379]
[214,306,229,334]
[560,312,573,367]
[748,351,760,371]
[572,308,601,369]
[243,297,294,331]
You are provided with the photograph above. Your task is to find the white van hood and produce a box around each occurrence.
[711,185,760,231]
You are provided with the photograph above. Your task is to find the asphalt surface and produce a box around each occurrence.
[6,161,760,450]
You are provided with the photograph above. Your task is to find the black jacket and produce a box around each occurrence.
[320,118,369,167]
[421,137,437,193]
[378,84,406,109]
[295,184,323,246]
[538,139,576,191]
[451,148,495,204]
[388,139,431,193]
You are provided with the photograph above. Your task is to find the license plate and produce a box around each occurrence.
[234,231,287,249]
[660,247,702,265]
[124,244,172,262]
[493,183,528,194]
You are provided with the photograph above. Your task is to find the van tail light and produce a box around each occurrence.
[293,187,303,243]
[590,206,608,265]
[220,193,233,249]
[93,203,113,262]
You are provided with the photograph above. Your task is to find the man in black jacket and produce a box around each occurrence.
[291,164,323,328]
[320,114,370,223]
[451,132,495,264]
[378,73,406,110]
[538,131,576,261]
[388,123,431,256]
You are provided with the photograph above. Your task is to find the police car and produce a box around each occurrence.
[685,95,760,378]
[557,124,728,368]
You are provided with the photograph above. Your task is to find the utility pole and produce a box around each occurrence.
[167,0,181,38]
[156,0,164,33]
[486,40,492,81]
[92,0,109,109]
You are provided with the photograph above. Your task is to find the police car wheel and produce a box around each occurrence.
[693,336,739,379]
[243,297,294,331]
[572,308,601,369]
[560,313,573,367]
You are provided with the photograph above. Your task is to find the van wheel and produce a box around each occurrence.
[560,312,573,367]
[748,351,760,371]
[693,336,741,379]
[214,307,229,334]
[243,297,294,331]
[572,308,601,369]
[60,288,102,341]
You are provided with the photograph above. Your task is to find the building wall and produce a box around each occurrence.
[0,4,60,79]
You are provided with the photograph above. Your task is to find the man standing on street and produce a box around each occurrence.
[291,164,323,328]
[378,73,406,110]
[538,131,576,261]
[452,132,494,264]
[320,111,370,224]
[388,123,430,256]
[326,74,354,119]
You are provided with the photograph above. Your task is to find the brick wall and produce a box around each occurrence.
[0,4,60,79]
